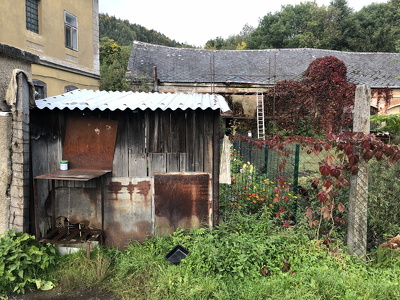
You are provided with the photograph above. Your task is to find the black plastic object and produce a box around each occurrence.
[165,245,189,265]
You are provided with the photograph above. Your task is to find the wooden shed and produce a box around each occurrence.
[31,90,230,248]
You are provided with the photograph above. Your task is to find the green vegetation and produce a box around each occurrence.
[99,13,192,48]
[371,114,400,144]
[1,138,399,299]
[208,0,400,52]
[0,231,57,296]
[99,37,132,91]
[38,219,400,300]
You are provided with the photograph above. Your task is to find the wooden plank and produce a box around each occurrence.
[148,111,161,153]
[130,112,146,154]
[203,109,214,174]
[113,113,129,177]
[166,153,180,172]
[161,111,172,153]
[179,153,187,172]
[186,111,195,171]
[128,153,148,177]
[194,109,204,172]
[148,153,167,176]
[171,110,186,153]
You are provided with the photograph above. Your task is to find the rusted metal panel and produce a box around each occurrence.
[63,115,118,170]
[154,173,211,236]
[105,177,153,248]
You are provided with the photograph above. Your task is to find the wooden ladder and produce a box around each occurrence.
[256,92,265,140]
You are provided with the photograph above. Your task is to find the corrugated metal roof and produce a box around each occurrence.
[35,89,231,112]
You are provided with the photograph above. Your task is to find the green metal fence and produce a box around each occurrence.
[220,135,400,252]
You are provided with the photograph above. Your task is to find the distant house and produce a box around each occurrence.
[127,41,400,117]
[0,0,100,99]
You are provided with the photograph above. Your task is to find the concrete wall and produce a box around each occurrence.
[0,50,32,102]
[0,112,12,233]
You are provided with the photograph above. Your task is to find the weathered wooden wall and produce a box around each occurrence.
[30,107,219,248]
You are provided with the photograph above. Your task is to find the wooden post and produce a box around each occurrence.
[347,84,370,257]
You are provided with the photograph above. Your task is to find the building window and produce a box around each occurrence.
[65,85,78,93]
[33,79,47,99]
[64,11,78,50]
[26,0,39,33]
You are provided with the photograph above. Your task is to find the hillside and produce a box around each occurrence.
[99,13,191,48]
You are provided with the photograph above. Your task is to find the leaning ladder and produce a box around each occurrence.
[256,92,265,140]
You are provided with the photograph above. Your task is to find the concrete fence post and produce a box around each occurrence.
[347,84,370,257]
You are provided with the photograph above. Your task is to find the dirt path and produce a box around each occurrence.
[8,287,121,300]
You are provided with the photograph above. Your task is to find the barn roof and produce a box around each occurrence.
[35,89,231,112]
[128,41,400,88]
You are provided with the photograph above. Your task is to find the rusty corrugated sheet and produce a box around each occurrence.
[35,89,231,113]
[154,173,210,236]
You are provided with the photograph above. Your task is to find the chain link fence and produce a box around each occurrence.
[220,135,400,253]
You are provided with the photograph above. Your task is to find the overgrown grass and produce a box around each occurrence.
[50,213,400,300]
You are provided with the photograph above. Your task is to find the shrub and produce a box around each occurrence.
[0,230,57,296]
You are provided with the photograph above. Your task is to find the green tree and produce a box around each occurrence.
[246,0,400,53]
[205,24,254,50]
[99,13,192,48]
[99,37,131,91]
[346,0,400,52]
[247,2,326,49]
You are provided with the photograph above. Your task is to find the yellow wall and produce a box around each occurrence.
[0,0,99,96]
[371,89,400,115]
[32,65,99,96]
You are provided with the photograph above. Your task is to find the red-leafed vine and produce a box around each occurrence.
[371,88,393,114]
[233,133,400,238]
[265,56,356,135]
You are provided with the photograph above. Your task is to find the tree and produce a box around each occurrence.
[247,2,327,49]
[265,56,356,135]
[345,0,400,52]
[246,0,400,53]
[99,37,131,91]
[205,24,254,50]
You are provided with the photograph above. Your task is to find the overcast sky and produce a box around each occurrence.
[99,0,389,47]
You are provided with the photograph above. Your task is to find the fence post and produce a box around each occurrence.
[347,84,370,257]
[293,144,300,222]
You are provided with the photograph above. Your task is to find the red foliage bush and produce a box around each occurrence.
[266,56,356,135]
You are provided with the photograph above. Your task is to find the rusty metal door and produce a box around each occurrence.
[154,173,210,236]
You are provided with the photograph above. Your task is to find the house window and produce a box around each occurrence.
[33,79,47,99]
[64,11,78,50]
[64,85,78,93]
[26,0,39,33]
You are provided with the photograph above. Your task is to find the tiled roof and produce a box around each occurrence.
[35,89,231,112]
[128,41,400,88]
